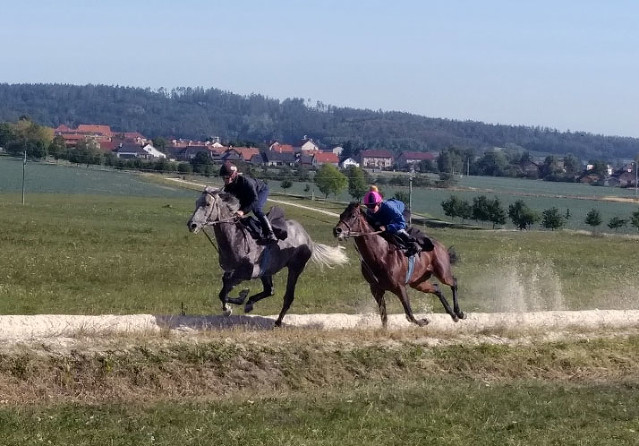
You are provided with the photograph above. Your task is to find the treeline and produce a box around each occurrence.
[1,83,639,161]
[442,195,639,232]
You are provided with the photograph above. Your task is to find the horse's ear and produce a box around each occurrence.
[204,186,219,194]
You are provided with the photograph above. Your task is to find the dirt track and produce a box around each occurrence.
[2,310,638,346]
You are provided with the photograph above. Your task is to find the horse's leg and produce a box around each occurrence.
[369,284,387,328]
[274,266,304,327]
[393,286,429,327]
[450,276,465,320]
[430,252,465,320]
[410,280,459,322]
[218,272,236,315]
[244,276,275,313]
[219,271,249,307]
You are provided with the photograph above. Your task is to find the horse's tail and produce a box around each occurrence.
[311,243,349,269]
[448,246,459,265]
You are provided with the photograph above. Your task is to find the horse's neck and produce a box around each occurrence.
[213,213,255,262]
[354,215,390,261]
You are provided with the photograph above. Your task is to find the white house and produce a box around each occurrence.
[340,157,360,168]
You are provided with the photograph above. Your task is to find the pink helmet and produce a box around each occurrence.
[363,190,383,206]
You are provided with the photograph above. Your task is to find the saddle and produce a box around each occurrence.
[382,227,435,256]
[239,206,288,243]
[406,227,435,252]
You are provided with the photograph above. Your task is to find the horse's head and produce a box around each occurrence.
[187,187,240,234]
[333,202,367,240]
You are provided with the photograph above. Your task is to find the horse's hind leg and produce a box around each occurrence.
[274,266,304,327]
[244,276,275,313]
[370,284,387,328]
[411,280,459,322]
[393,286,429,327]
[450,277,465,320]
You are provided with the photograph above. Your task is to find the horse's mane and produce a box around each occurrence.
[203,186,240,213]
[349,201,375,230]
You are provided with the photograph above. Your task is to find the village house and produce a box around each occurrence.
[396,151,436,169]
[262,151,297,167]
[54,124,114,149]
[312,151,339,167]
[114,143,166,160]
[340,157,360,169]
[360,149,394,170]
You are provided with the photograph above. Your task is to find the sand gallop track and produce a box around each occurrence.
[1,310,638,345]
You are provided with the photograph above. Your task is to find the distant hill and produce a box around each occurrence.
[0,83,637,161]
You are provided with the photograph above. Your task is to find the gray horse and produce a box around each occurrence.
[187,186,348,326]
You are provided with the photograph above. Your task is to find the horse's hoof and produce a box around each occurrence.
[244,302,254,313]
[457,312,466,320]
[417,318,430,327]
[222,308,232,317]
[451,315,459,322]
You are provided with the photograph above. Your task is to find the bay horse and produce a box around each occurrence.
[333,202,465,327]
[187,187,348,326]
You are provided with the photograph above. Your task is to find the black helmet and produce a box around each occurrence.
[219,162,237,177]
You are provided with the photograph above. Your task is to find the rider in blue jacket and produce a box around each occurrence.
[363,188,421,256]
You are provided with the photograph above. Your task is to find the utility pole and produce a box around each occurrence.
[408,165,414,225]
[635,161,638,199]
[21,150,27,205]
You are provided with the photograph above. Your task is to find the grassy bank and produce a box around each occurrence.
[1,333,638,445]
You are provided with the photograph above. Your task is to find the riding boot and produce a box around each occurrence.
[258,215,278,244]
[396,229,421,256]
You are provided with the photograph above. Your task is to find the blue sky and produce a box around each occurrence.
[3,1,638,138]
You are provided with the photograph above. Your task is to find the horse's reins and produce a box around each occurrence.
[200,192,249,252]
[337,215,382,239]
[336,211,383,284]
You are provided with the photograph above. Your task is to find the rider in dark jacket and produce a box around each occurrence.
[220,161,277,243]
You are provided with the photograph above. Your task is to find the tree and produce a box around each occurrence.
[437,146,464,175]
[474,150,509,176]
[190,151,212,174]
[585,208,602,232]
[471,195,491,223]
[69,138,102,166]
[541,207,566,231]
[607,216,627,231]
[441,195,472,222]
[346,166,368,201]
[587,160,608,177]
[472,195,505,227]
[487,197,506,228]
[539,155,564,178]
[563,153,582,176]
[314,164,347,198]
[280,179,293,190]
[631,209,639,232]
[152,137,168,152]
[508,199,539,230]
[48,135,67,160]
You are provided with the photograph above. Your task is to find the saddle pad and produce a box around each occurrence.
[407,226,435,251]
[267,206,288,240]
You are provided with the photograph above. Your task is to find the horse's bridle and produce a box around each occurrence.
[336,206,382,238]
[202,191,240,226]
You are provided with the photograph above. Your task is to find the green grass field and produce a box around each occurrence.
[2,155,639,316]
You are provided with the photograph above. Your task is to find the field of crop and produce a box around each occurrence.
[1,155,639,445]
